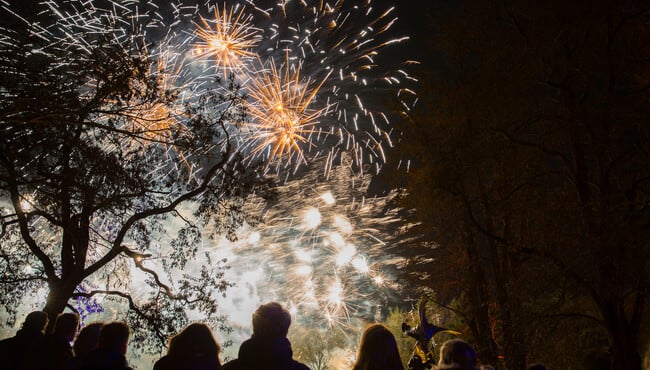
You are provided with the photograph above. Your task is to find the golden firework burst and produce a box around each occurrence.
[193,4,259,75]
[243,56,332,166]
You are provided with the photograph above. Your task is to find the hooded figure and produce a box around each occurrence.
[222,302,309,370]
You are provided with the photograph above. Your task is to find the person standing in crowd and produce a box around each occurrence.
[67,322,104,370]
[353,324,404,370]
[154,322,222,370]
[435,339,478,370]
[0,311,49,370]
[27,312,79,370]
[81,321,133,370]
[222,302,309,370]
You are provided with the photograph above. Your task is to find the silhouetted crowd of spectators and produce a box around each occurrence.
[0,302,547,370]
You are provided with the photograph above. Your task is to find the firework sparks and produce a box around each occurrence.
[222,157,407,336]
[193,4,260,76]
[241,56,333,167]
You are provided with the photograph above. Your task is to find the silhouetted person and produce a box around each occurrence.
[0,311,49,370]
[353,324,404,370]
[435,339,478,370]
[81,321,133,370]
[27,312,79,370]
[153,322,222,370]
[222,302,309,370]
[67,322,104,370]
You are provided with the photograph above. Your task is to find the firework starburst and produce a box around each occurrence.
[194,4,260,76]
[242,56,333,167]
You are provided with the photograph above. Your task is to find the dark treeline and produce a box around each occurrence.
[383,0,649,370]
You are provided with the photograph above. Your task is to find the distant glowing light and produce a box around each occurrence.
[248,231,261,244]
[336,244,356,266]
[321,192,335,205]
[332,214,353,235]
[294,249,313,263]
[328,279,344,305]
[19,197,33,212]
[295,265,312,276]
[328,232,345,248]
[302,207,321,229]
[351,256,369,273]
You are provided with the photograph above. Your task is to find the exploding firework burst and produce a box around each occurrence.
[193,3,260,76]
[188,0,418,172]
[241,55,333,167]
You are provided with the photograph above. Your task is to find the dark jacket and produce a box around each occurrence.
[0,328,45,370]
[25,333,73,370]
[153,354,221,370]
[222,337,310,370]
[80,348,133,370]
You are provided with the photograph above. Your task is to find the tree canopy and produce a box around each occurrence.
[0,1,274,348]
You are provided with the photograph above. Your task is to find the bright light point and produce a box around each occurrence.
[328,279,343,304]
[209,39,227,51]
[332,214,353,235]
[329,232,345,248]
[352,256,369,273]
[19,198,32,212]
[373,275,385,285]
[336,244,356,266]
[302,207,321,229]
[247,231,261,244]
[295,265,312,276]
[320,191,335,205]
[294,249,312,263]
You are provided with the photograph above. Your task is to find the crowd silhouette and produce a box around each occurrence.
[0,303,547,370]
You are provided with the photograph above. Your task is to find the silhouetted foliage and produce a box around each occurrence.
[0,2,275,351]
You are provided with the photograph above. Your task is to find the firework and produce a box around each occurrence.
[224,156,406,332]
[0,0,416,367]
[240,55,333,167]
[193,3,260,76]
[189,0,417,172]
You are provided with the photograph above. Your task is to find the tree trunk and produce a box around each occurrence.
[42,281,76,334]
[466,239,500,366]
[601,301,642,370]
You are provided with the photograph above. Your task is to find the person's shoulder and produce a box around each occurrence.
[153,355,173,370]
[0,335,16,349]
[221,358,241,370]
[291,359,311,370]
